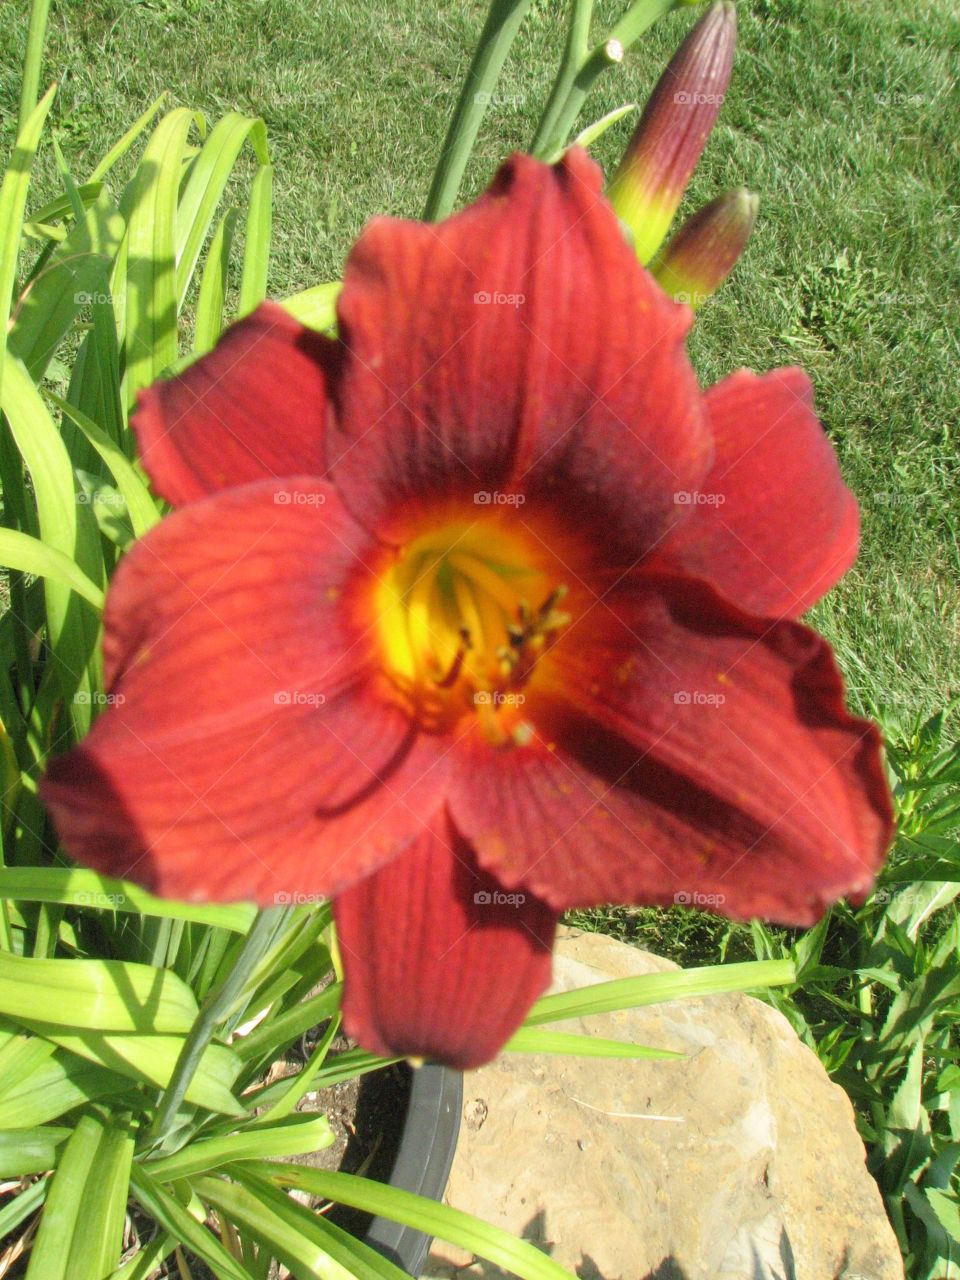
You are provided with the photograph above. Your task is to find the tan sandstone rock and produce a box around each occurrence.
[425,927,903,1280]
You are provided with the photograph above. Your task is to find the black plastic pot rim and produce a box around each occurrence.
[361,1062,463,1277]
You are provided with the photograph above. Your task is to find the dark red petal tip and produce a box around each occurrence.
[647,366,859,617]
[133,301,341,508]
[335,808,557,1070]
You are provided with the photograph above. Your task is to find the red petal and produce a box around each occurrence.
[327,148,710,560]
[335,807,557,1069]
[449,573,892,925]
[41,479,450,902]
[647,368,859,617]
[133,302,339,507]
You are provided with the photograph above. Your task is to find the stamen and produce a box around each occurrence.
[377,521,572,732]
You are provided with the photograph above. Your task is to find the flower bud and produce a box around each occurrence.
[651,187,758,306]
[606,1,736,264]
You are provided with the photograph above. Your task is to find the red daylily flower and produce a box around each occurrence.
[41,148,893,1070]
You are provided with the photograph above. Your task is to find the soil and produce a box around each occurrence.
[283,1030,413,1239]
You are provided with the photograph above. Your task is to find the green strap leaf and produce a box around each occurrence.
[129,1165,258,1280]
[198,1169,408,1280]
[0,83,57,407]
[176,112,268,308]
[0,866,255,931]
[505,1026,683,1059]
[53,394,161,537]
[522,959,797,1027]
[0,1036,129,1128]
[26,1113,134,1280]
[0,1124,71,1175]
[279,281,341,333]
[194,208,239,356]
[21,1023,245,1116]
[237,162,273,318]
[146,1114,333,1182]
[9,186,126,383]
[1,351,105,725]
[0,948,200,1033]
[88,94,168,183]
[121,107,204,411]
[248,1163,578,1280]
[0,526,104,608]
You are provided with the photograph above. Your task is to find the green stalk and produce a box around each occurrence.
[530,0,595,159]
[423,0,533,221]
[17,0,52,137]
[150,905,287,1143]
[535,0,678,159]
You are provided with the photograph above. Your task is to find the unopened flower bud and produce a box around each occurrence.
[651,187,758,306]
[606,1,736,264]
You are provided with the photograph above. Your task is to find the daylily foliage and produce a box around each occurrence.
[42,149,893,1069]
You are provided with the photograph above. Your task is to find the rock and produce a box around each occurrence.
[425,927,903,1280]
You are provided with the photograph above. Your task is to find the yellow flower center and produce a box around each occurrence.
[375,518,571,743]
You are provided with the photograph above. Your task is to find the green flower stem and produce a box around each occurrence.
[534,0,682,161]
[423,0,533,221]
[150,905,287,1144]
[530,0,595,160]
[17,0,52,137]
